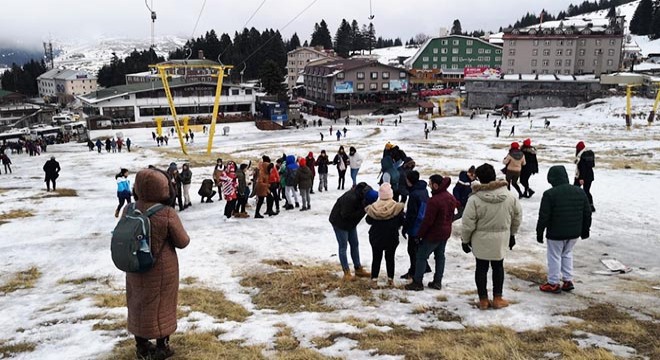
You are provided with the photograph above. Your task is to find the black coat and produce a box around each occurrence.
[366,211,405,249]
[329,182,373,231]
[43,159,60,180]
[316,155,329,174]
[403,180,429,236]
[576,150,595,182]
[521,146,539,177]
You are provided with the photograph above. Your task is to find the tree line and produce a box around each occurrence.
[0,59,48,97]
[97,48,164,88]
[508,0,636,29]
[629,0,660,39]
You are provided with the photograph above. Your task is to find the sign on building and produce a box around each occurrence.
[464,67,501,79]
[389,79,409,92]
[334,81,354,94]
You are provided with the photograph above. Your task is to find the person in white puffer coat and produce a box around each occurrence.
[348,146,363,188]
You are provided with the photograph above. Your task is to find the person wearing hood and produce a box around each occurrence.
[43,156,60,191]
[316,150,330,192]
[167,163,184,211]
[574,141,595,212]
[114,168,132,218]
[397,157,416,203]
[401,170,431,280]
[255,156,272,218]
[329,182,375,280]
[503,142,526,199]
[406,175,459,291]
[537,165,592,294]
[220,161,239,218]
[305,152,316,194]
[461,163,522,310]
[125,168,190,359]
[267,159,280,215]
[520,139,539,198]
[95,139,103,153]
[332,146,349,190]
[180,164,193,209]
[380,151,401,193]
[452,165,476,221]
[284,155,300,210]
[235,163,249,218]
[212,159,224,201]
[365,183,405,285]
[348,147,363,188]
[296,157,313,211]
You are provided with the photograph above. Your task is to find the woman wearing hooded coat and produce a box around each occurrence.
[305,152,316,194]
[332,146,349,190]
[316,150,330,192]
[255,158,271,218]
[125,168,190,359]
[520,139,539,198]
[179,163,193,209]
[503,142,526,199]
[461,163,522,310]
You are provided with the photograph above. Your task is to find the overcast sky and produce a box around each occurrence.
[1,0,581,48]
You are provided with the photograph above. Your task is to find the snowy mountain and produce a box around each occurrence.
[52,35,188,76]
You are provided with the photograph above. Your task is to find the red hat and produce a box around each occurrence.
[510,142,520,150]
[308,151,314,158]
[576,141,585,152]
[523,138,531,147]
[299,158,306,167]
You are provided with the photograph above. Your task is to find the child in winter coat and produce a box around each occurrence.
[220,161,239,218]
[115,168,132,218]
[235,164,249,218]
[503,142,526,198]
[365,183,405,285]
[296,158,314,211]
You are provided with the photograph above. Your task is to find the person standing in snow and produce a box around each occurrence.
[520,139,539,198]
[452,165,476,221]
[166,163,184,211]
[461,163,522,310]
[43,156,60,191]
[284,155,300,210]
[320,132,324,141]
[365,183,405,285]
[212,159,224,201]
[503,142,526,199]
[401,170,430,280]
[125,168,189,360]
[574,141,596,212]
[305,152,316,194]
[220,161,239,219]
[179,164,192,209]
[296,157,313,211]
[396,157,416,204]
[329,182,375,281]
[335,130,341,141]
[267,159,280,215]
[1,152,11,174]
[405,174,459,291]
[316,150,330,192]
[509,126,515,137]
[348,146,363,188]
[332,146,349,190]
[235,163,249,218]
[126,138,132,152]
[95,139,103,153]
[537,165,592,294]
[495,125,501,138]
[114,168,132,218]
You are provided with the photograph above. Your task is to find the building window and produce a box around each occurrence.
[451,56,458,62]
[441,64,447,69]
[567,49,573,56]
[433,56,438,62]
[555,59,562,66]
[231,89,240,95]
[466,48,473,54]
[432,64,438,69]
[578,59,585,66]
[607,59,614,66]
[579,49,585,56]
[370,83,378,90]
[382,72,390,79]
[441,40,448,45]
[543,49,550,56]
[399,71,406,78]
[478,56,484,61]
[478,48,484,54]
[565,59,571,66]
[507,69,514,74]
[453,40,460,45]
[422,56,429,62]
[531,59,537,66]
[542,69,549,74]
[509,40,516,46]
[532,49,538,56]
[544,40,551,46]
[485,56,490,61]
[485,49,491,54]
[452,48,459,54]
[580,39,586,46]
[382,83,389,90]
[441,48,448,54]
[557,40,564,46]
[542,59,549,67]
[357,72,365,79]
[596,39,601,46]
[433,48,438,54]
[357,83,365,91]
[567,40,573,45]
[609,39,616,46]
[508,59,515,66]
[509,49,516,55]
[337,72,345,79]
[441,56,447,62]
[556,49,563,56]
[452,64,459,69]
[608,49,615,56]
[533,40,539,46]
[467,40,473,45]
[594,59,599,66]
[495,56,501,61]
[422,64,429,70]
[595,49,603,56]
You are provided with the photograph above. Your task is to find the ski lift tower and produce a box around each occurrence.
[150,59,233,155]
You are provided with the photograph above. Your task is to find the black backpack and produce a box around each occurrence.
[111,203,165,273]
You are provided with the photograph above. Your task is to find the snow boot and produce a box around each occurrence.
[114,209,120,218]
[295,202,300,208]
[478,297,491,310]
[354,266,371,278]
[539,283,562,294]
[342,269,354,281]
[135,337,156,359]
[428,281,442,290]
[387,278,395,287]
[405,281,424,291]
[492,296,509,309]
[561,281,575,292]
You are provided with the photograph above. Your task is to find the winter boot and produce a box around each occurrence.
[135,337,156,359]
[354,266,371,278]
[387,278,395,287]
[342,269,354,281]
[428,281,442,290]
[539,283,562,294]
[114,209,120,218]
[478,297,491,310]
[254,213,264,218]
[492,296,509,309]
[404,281,424,291]
[295,202,300,208]
[561,281,575,292]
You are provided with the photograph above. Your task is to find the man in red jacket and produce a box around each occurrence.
[406,174,459,291]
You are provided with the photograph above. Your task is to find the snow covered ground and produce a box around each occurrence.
[0,96,659,359]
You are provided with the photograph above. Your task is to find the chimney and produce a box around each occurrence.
[198,50,205,59]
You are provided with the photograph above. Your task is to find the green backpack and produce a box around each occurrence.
[111,203,165,273]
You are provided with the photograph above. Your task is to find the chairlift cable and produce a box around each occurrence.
[190,0,208,40]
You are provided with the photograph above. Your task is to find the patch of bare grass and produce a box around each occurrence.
[0,209,34,226]
[58,275,112,286]
[411,306,461,322]
[92,318,127,332]
[45,188,78,197]
[240,263,377,313]
[179,287,251,322]
[0,266,41,294]
[107,331,265,360]
[0,339,37,358]
[262,259,300,270]
[180,276,198,285]
[506,263,547,285]
[93,292,125,308]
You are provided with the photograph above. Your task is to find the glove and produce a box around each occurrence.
[509,235,516,250]
[462,242,472,254]
[537,234,544,244]
[581,231,590,240]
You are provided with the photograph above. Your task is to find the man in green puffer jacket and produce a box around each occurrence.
[537,165,592,294]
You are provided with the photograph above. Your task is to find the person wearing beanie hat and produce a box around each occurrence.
[365,190,379,205]
[329,182,374,280]
[520,139,539,198]
[574,141,595,212]
[332,146,349,190]
[461,163,522,310]
[405,174,459,292]
[503,142,526,198]
[166,162,184,211]
[43,155,61,191]
[401,170,431,280]
[452,165,476,221]
[305,152,316,194]
[316,150,330,192]
[296,157,314,211]
[365,184,405,285]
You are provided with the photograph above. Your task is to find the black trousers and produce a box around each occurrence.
[236,195,247,213]
[574,179,594,206]
[371,240,399,279]
[224,199,237,218]
[337,170,346,189]
[45,178,56,191]
[475,258,504,299]
[520,171,532,195]
[269,183,280,212]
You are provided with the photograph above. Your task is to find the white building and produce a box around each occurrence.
[37,69,97,98]
[79,78,256,123]
[287,47,335,91]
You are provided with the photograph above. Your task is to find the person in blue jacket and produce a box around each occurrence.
[452,165,476,221]
[115,168,132,217]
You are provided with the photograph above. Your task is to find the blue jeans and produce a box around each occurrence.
[350,168,360,187]
[413,240,447,284]
[333,226,361,270]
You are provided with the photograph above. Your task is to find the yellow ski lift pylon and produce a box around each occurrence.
[647,82,660,125]
[625,84,638,131]
[151,60,233,155]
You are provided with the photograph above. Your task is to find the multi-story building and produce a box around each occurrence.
[37,69,97,98]
[501,22,624,76]
[286,46,335,91]
[405,35,503,87]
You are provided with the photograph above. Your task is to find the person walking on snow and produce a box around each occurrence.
[296,157,313,211]
[405,174,459,291]
[348,146,363,188]
[574,141,596,212]
[461,163,522,310]
[537,165,592,294]
[520,138,539,198]
[43,156,60,191]
[332,146,349,190]
[1,153,11,174]
[114,168,132,217]
[284,155,300,209]
[365,183,405,285]
[503,142,526,199]
[336,130,341,141]
[329,182,375,281]
[509,125,515,137]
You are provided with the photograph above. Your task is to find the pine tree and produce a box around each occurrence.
[607,5,617,18]
[451,19,462,35]
[394,38,402,46]
[288,33,301,51]
[362,23,376,53]
[630,0,653,35]
[259,59,286,96]
[334,19,353,57]
[652,6,660,39]
[350,20,364,53]
[310,20,333,49]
